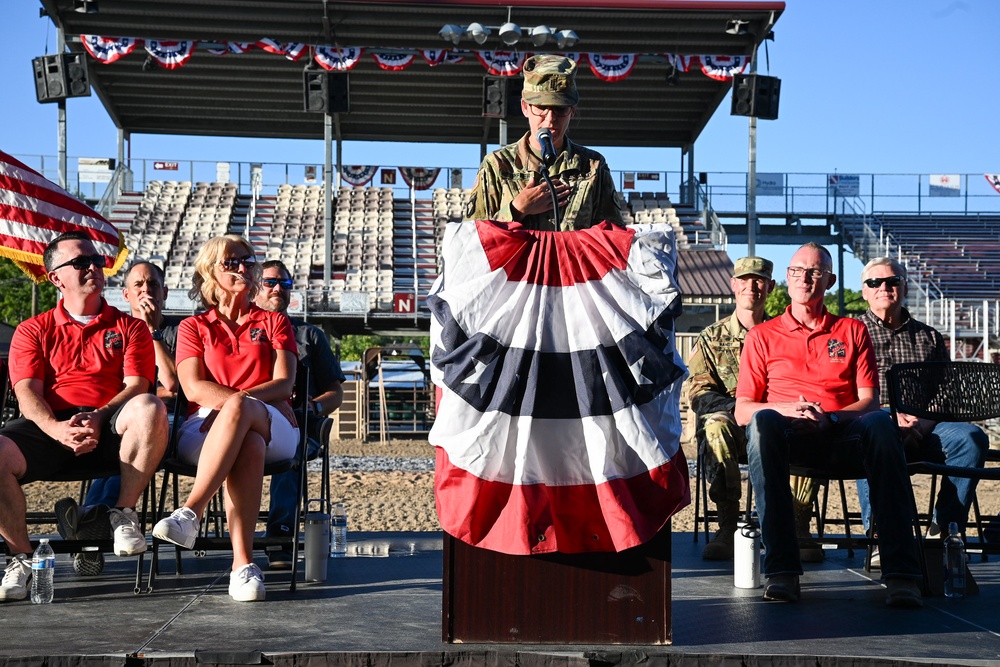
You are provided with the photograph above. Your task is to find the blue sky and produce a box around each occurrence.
[2,1,998,291]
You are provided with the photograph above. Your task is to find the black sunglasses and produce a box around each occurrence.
[219,256,257,271]
[864,276,903,289]
[262,277,293,290]
[51,254,107,272]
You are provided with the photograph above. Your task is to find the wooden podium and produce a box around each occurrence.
[442,524,672,644]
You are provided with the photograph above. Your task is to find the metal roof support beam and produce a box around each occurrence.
[324,112,333,299]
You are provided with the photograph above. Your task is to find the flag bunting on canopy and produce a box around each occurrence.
[0,151,127,283]
[77,35,753,81]
[428,220,689,555]
[341,165,378,187]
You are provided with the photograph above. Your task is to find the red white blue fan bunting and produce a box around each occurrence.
[700,54,750,81]
[664,53,694,72]
[145,40,197,70]
[206,42,252,56]
[399,167,441,190]
[421,49,448,66]
[255,38,285,55]
[443,50,466,65]
[313,46,363,71]
[283,43,307,61]
[588,54,637,82]
[81,36,138,64]
[341,166,379,187]
[372,52,416,71]
[986,174,1000,195]
[475,51,527,76]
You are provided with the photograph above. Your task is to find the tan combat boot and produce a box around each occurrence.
[794,501,825,563]
[702,500,741,560]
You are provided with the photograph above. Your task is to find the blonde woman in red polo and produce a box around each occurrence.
[152,235,298,602]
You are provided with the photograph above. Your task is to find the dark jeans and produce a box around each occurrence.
[266,410,326,538]
[747,409,920,581]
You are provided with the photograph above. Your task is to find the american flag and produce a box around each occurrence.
[0,151,126,282]
[429,220,690,555]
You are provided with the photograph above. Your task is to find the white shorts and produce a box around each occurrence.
[177,402,299,466]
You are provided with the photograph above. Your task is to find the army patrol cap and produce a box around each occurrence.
[733,256,773,280]
[521,55,579,107]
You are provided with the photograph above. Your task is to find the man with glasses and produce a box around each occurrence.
[857,257,987,552]
[0,232,168,601]
[734,242,923,607]
[254,260,345,570]
[466,54,625,230]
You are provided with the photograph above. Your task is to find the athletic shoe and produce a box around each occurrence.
[54,497,80,540]
[266,545,294,571]
[0,556,32,602]
[109,507,147,556]
[229,563,266,602]
[152,507,200,549]
[73,551,106,577]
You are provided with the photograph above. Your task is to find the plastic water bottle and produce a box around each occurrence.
[734,512,761,589]
[31,538,55,604]
[331,503,348,557]
[943,521,966,599]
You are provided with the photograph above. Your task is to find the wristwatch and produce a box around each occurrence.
[828,412,840,426]
[151,329,164,342]
[311,400,323,415]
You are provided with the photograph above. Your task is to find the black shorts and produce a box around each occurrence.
[5,406,126,485]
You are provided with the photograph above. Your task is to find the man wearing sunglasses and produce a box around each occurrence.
[466,54,625,231]
[254,260,345,570]
[734,243,923,607]
[857,257,987,552]
[0,232,168,602]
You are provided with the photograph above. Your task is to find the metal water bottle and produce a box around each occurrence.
[943,521,966,599]
[734,512,762,589]
[304,499,331,582]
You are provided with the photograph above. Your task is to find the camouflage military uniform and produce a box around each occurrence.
[465,132,625,231]
[688,312,816,507]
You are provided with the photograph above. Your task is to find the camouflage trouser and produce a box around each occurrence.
[700,411,817,507]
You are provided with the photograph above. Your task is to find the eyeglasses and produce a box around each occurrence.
[51,254,107,272]
[787,266,829,280]
[864,276,903,289]
[262,277,293,290]
[527,104,574,118]
[218,256,257,271]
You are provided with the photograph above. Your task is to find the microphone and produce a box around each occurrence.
[536,128,557,167]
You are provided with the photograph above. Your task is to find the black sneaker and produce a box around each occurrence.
[266,545,294,571]
[54,497,80,540]
[73,551,105,577]
[74,504,111,576]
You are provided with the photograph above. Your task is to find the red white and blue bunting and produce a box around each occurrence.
[700,54,750,81]
[341,165,379,187]
[77,35,756,82]
[372,52,416,72]
[475,50,527,77]
[588,54,638,82]
[145,40,197,70]
[399,167,441,190]
[986,174,1000,195]
[313,46,363,71]
[81,35,138,64]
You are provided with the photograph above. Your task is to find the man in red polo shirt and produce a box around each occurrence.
[734,242,922,608]
[0,232,168,602]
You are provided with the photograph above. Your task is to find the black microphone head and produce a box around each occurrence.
[536,127,553,143]
[535,128,556,166]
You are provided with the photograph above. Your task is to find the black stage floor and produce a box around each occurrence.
[3,530,999,666]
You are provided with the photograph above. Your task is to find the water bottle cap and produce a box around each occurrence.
[39,538,49,544]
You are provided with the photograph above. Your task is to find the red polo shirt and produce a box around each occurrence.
[175,305,297,413]
[736,306,879,412]
[8,299,155,412]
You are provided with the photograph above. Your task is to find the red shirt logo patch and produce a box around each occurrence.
[827,339,846,360]
[104,331,123,350]
[249,327,268,343]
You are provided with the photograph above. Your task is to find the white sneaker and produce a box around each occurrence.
[229,563,266,602]
[109,507,147,556]
[0,556,31,601]
[152,507,200,549]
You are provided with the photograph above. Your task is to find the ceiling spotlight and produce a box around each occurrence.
[467,22,491,45]
[555,29,578,49]
[529,25,553,47]
[73,0,98,13]
[725,19,749,35]
[141,55,157,72]
[438,24,463,45]
[499,22,522,46]
[664,62,679,86]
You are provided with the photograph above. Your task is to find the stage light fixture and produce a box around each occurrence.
[73,0,98,13]
[438,24,463,45]
[529,25,553,47]
[499,22,522,46]
[725,19,749,35]
[664,61,678,86]
[555,29,578,49]
[467,23,491,45]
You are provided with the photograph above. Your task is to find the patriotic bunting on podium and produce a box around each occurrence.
[429,220,689,555]
[0,151,127,283]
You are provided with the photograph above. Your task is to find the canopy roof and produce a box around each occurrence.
[42,0,783,148]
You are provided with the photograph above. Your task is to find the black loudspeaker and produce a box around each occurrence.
[482,76,508,118]
[730,74,781,120]
[303,70,350,113]
[32,54,91,103]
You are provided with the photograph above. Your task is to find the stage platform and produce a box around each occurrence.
[2,530,999,667]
